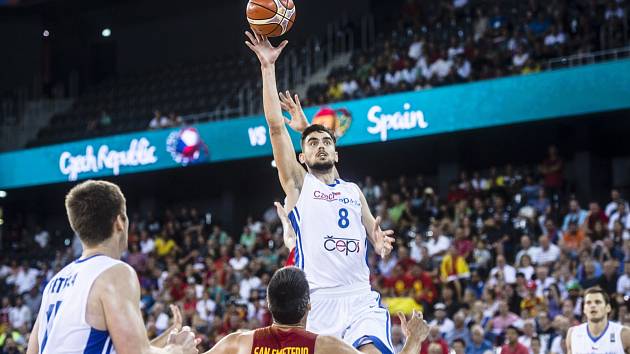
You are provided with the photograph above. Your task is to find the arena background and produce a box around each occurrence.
[0,0,629,353]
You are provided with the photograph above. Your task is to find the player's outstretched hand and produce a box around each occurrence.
[279,90,309,133]
[373,216,395,258]
[244,30,288,68]
[397,310,429,343]
[169,304,183,332]
[167,326,201,354]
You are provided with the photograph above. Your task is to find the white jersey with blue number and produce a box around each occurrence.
[288,173,370,291]
[37,254,125,354]
[569,321,625,354]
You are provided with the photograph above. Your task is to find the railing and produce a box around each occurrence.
[547,46,630,70]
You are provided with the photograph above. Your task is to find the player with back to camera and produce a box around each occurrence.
[203,266,430,353]
[566,286,630,353]
[245,31,398,354]
[26,180,199,354]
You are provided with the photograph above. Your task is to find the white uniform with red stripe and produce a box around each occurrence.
[287,173,393,354]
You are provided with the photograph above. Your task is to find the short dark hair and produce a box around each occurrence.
[267,267,310,325]
[452,338,466,347]
[301,124,336,146]
[584,286,611,305]
[65,180,126,247]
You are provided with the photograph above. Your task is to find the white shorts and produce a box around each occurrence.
[306,283,394,354]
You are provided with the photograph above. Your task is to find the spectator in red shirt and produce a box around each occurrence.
[408,264,437,306]
[397,245,418,271]
[420,326,449,354]
[453,226,474,259]
[539,145,563,194]
[500,326,529,354]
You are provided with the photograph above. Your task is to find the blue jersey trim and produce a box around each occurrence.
[82,327,109,354]
[352,335,394,354]
[288,210,304,269]
[587,320,610,343]
[75,253,104,264]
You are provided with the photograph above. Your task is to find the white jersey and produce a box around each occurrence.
[37,254,125,354]
[288,173,370,291]
[570,321,625,354]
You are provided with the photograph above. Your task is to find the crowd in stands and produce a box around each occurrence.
[1,145,630,353]
[25,0,629,147]
[305,0,629,105]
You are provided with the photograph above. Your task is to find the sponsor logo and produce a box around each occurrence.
[59,137,158,181]
[313,190,360,207]
[312,107,352,139]
[367,103,429,142]
[166,127,209,165]
[323,235,361,255]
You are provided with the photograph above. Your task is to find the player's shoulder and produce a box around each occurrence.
[315,335,357,354]
[93,262,139,295]
[212,330,254,354]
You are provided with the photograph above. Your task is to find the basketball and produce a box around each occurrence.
[246,0,296,37]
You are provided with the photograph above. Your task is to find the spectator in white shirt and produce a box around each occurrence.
[447,37,464,58]
[454,56,471,81]
[384,64,402,87]
[424,225,451,257]
[490,254,517,284]
[515,235,541,265]
[429,303,455,336]
[534,266,557,298]
[139,230,155,254]
[609,201,630,231]
[228,246,249,273]
[428,50,454,81]
[34,227,49,249]
[341,75,359,97]
[534,235,561,266]
[9,296,32,329]
[512,46,530,68]
[368,68,382,91]
[606,189,629,217]
[617,262,630,297]
[149,109,171,130]
[239,268,261,301]
[408,34,425,60]
[196,291,217,323]
[544,25,566,46]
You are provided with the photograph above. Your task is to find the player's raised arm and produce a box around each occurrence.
[245,32,305,199]
[358,189,395,258]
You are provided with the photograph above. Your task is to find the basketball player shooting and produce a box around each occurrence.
[566,286,630,353]
[245,31,397,354]
[26,180,199,354]
[203,267,429,354]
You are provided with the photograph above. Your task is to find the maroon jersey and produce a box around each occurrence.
[251,326,318,354]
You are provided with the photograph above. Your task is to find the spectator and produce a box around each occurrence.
[99,110,112,128]
[430,303,455,337]
[466,324,493,354]
[489,301,522,336]
[425,224,451,258]
[490,254,517,285]
[501,326,529,354]
[562,199,588,231]
[421,326,449,354]
[539,145,564,198]
[149,109,171,129]
[605,189,629,218]
[560,221,585,253]
[617,261,630,297]
[445,312,470,345]
[440,245,471,285]
[428,49,454,82]
[608,201,630,231]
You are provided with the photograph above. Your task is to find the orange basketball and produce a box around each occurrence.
[246,0,296,37]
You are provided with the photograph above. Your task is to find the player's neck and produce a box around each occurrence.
[588,317,609,337]
[272,322,306,330]
[310,169,336,185]
[81,242,121,260]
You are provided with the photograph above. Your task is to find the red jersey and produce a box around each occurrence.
[251,326,317,354]
[285,248,296,266]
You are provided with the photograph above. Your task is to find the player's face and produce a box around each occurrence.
[583,293,611,322]
[299,131,338,172]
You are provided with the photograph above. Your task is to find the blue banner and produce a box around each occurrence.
[1,59,629,189]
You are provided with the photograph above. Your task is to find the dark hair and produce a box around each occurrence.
[452,339,466,347]
[65,180,126,247]
[300,124,336,146]
[267,267,310,325]
[584,286,611,305]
